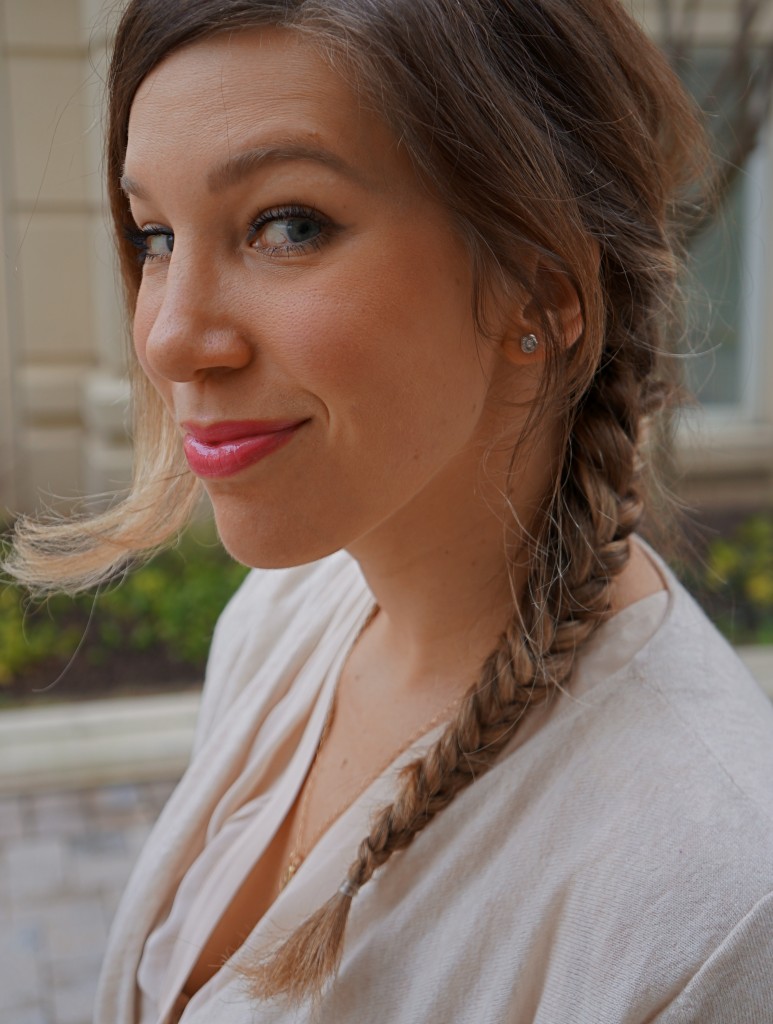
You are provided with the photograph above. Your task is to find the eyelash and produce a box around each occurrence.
[124,224,172,266]
[124,204,332,266]
[248,204,331,258]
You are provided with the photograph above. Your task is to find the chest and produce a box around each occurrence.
[180,679,434,1001]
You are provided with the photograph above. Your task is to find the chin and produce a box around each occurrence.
[210,500,344,571]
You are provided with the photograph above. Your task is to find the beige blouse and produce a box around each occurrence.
[95,549,773,1024]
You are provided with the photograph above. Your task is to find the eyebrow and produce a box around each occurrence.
[120,140,369,201]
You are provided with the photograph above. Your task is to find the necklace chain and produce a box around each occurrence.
[279,607,463,891]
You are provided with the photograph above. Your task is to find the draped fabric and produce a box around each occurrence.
[94,548,773,1024]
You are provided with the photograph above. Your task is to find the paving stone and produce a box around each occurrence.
[0,883,12,921]
[143,778,178,812]
[0,795,27,839]
[123,821,154,862]
[50,951,104,987]
[14,897,108,960]
[50,953,102,1024]
[100,886,126,927]
[88,783,143,815]
[5,836,67,903]
[4,916,46,954]
[67,828,126,857]
[5,1006,52,1024]
[0,930,46,1011]
[31,792,90,838]
[66,833,136,895]
[1,778,170,1024]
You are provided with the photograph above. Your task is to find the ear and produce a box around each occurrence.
[499,259,586,367]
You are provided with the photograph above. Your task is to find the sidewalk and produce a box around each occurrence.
[0,692,198,1024]
[0,777,179,1024]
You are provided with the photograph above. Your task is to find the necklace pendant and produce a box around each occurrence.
[280,852,303,891]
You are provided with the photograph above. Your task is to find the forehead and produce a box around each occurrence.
[125,27,404,190]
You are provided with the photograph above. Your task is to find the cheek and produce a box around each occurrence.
[265,247,486,425]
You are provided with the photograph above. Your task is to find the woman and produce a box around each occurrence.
[6,0,773,1021]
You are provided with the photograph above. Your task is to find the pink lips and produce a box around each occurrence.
[181,419,307,479]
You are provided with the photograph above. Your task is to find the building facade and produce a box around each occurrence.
[1,0,772,517]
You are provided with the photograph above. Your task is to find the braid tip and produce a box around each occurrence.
[243,885,355,1005]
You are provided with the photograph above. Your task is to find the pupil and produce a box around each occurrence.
[287,219,317,243]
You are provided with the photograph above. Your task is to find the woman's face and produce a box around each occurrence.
[125,28,526,567]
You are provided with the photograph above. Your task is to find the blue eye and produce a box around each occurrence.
[249,206,328,255]
[124,224,174,265]
[145,231,174,256]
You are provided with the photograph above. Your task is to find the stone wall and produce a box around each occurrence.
[0,0,129,519]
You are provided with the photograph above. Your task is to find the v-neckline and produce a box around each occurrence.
[154,587,377,1024]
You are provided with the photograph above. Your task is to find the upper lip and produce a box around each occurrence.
[181,419,308,444]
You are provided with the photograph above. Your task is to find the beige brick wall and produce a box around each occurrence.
[632,0,773,510]
[0,119,16,512]
[632,0,773,39]
[0,0,771,519]
[0,0,128,519]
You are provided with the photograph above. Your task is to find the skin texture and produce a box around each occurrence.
[125,28,561,680]
[124,28,664,997]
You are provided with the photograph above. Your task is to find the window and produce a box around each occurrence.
[681,49,769,419]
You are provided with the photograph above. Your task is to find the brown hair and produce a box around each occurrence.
[6,0,707,1004]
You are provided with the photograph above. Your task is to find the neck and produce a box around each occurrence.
[346,433,551,697]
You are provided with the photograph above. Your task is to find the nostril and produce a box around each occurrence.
[135,278,253,382]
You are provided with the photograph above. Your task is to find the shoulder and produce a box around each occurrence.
[651,890,773,1023]
[629,568,773,825]
[554,565,773,864]
[387,575,773,1020]
[533,572,773,1016]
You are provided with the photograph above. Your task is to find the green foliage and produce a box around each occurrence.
[689,513,773,646]
[0,585,82,685]
[0,526,249,687]
[3,512,771,693]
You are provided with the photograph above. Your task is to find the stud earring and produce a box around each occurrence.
[520,333,539,354]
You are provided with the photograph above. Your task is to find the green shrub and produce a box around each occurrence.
[688,513,773,645]
[3,512,771,693]
[0,585,82,684]
[0,525,249,687]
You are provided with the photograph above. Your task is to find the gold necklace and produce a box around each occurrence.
[279,611,463,891]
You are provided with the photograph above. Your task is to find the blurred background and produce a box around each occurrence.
[1,0,773,702]
[0,3,772,1023]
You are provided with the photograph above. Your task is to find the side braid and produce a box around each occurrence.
[246,337,661,1005]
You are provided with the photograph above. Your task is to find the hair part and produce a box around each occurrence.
[4,0,708,1006]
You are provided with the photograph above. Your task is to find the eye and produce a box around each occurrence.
[124,224,174,265]
[248,205,329,256]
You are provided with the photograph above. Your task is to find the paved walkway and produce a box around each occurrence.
[0,777,179,1024]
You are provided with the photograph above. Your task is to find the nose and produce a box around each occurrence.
[137,253,253,383]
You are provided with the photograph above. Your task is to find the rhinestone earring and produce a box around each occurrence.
[520,333,539,354]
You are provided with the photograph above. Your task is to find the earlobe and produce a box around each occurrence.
[528,263,585,350]
[500,327,546,366]
[500,263,585,366]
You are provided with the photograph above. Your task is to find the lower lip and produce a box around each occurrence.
[183,424,305,479]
